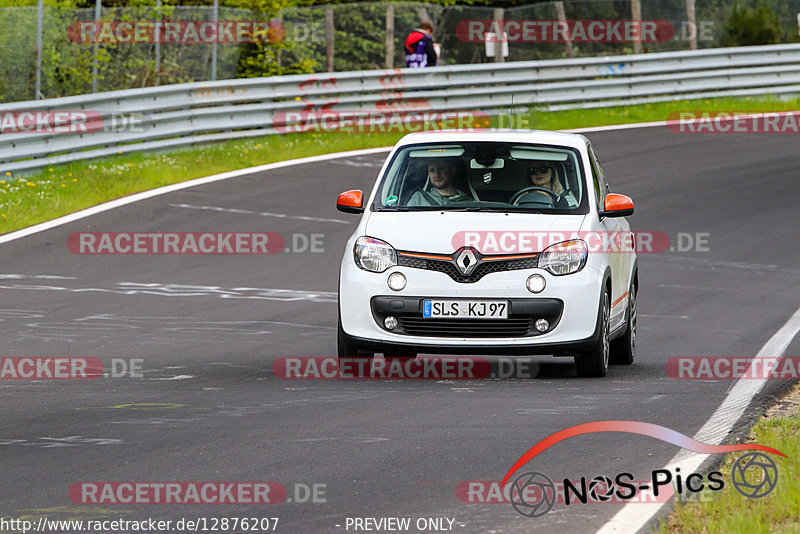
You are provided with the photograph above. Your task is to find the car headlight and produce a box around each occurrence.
[539,239,588,275]
[354,237,397,273]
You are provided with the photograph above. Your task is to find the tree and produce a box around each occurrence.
[722,3,781,47]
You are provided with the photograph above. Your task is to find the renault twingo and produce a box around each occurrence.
[336,131,637,377]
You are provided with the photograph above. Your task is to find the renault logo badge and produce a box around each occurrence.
[455,248,479,276]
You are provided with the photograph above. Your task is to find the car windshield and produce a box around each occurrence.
[373,142,587,213]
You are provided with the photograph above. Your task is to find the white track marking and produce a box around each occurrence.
[564,121,668,133]
[0,119,710,245]
[74,314,334,330]
[0,146,392,244]
[0,280,337,302]
[3,124,799,533]
[597,305,800,534]
[169,203,350,224]
[150,375,195,381]
[0,274,76,280]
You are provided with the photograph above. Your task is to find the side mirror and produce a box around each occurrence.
[600,193,634,218]
[337,190,364,214]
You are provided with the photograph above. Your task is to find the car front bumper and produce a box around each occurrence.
[339,259,605,355]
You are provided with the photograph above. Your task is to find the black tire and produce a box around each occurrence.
[610,282,636,365]
[575,290,610,378]
[337,320,374,359]
[383,349,417,359]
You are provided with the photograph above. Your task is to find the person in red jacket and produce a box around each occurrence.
[405,21,437,68]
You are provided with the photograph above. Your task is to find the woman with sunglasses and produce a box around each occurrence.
[514,160,576,207]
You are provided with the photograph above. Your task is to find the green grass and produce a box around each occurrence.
[0,132,403,233]
[3,95,800,233]
[658,404,800,534]
[528,95,800,130]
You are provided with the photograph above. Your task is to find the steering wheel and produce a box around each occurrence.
[510,186,559,206]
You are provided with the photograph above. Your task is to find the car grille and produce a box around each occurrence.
[397,254,538,283]
[398,317,533,337]
[370,296,563,339]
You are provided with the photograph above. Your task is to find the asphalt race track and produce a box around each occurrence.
[2,126,800,534]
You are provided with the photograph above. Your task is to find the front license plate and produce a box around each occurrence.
[422,300,509,319]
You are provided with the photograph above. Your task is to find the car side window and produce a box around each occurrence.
[588,145,608,212]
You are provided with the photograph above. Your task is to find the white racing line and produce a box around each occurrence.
[0,124,658,247]
[0,147,391,245]
[598,307,800,533]
[3,125,800,532]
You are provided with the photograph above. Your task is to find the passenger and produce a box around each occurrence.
[407,159,470,207]
[516,160,576,206]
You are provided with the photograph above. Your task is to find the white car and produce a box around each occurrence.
[336,130,637,377]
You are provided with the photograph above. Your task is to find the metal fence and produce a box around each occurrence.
[2,43,800,174]
[2,0,800,103]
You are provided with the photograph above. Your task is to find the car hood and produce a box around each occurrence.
[364,211,587,255]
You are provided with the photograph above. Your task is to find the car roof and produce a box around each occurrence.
[394,129,590,150]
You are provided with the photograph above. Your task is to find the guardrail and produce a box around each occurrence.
[2,43,800,173]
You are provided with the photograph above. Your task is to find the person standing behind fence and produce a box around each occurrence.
[405,21,437,68]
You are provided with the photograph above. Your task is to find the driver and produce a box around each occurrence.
[515,160,576,206]
[407,158,471,206]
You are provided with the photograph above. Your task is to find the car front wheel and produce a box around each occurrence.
[337,319,374,359]
[575,290,610,378]
[610,282,636,365]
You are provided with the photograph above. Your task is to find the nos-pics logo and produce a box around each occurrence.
[502,421,783,518]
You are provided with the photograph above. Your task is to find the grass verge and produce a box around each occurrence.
[658,383,800,534]
[2,95,800,233]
